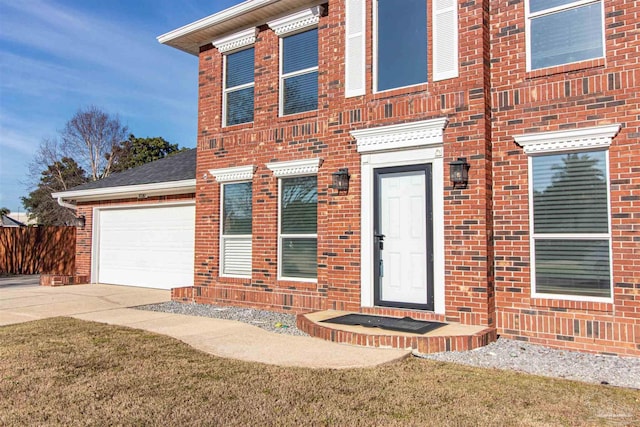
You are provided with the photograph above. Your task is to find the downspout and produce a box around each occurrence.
[57,197,77,211]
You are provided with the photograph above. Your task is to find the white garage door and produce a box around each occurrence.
[96,204,195,289]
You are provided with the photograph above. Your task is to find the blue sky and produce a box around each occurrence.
[0,0,242,212]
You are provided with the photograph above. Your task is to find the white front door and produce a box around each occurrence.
[374,165,433,309]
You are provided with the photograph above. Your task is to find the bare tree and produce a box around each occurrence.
[60,105,128,181]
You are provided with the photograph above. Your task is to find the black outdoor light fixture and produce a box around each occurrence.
[75,215,86,228]
[331,168,350,193]
[449,157,470,189]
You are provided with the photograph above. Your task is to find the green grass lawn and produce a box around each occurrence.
[1,317,638,426]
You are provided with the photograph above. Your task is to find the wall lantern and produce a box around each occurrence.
[331,168,350,193]
[75,215,86,228]
[449,157,470,189]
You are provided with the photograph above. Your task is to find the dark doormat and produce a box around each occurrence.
[321,314,447,334]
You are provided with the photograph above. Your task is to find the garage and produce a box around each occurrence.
[95,204,195,289]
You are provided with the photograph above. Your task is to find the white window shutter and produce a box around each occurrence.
[222,237,252,277]
[345,0,366,97]
[433,0,458,81]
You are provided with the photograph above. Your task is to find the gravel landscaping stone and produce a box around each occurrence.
[416,338,640,389]
[137,301,308,336]
[138,302,638,389]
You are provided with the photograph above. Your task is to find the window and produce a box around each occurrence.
[281,29,318,115]
[224,47,255,126]
[527,0,604,70]
[375,0,427,92]
[279,176,317,280]
[220,182,253,277]
[530,150,611,298]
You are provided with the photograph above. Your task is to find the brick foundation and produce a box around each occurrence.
[40,274,89,287]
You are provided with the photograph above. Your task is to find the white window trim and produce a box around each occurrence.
[373,0,428,93]
[209,165,256,279]
[221,46,255,127]
[209,165,256,183]
[525,0,605,72]
[266,158,322,177]
[352,117,448,153]
[514,123,621,154]
[277,176,318,283]
[277,30,319,117]
[212,27,258,53]
[220,182,253,279]
[267,6,323,37]
[268,6,323,116]
[520,125,617,303]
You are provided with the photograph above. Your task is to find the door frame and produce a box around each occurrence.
[373,164,434,310]
[359,145,445,314]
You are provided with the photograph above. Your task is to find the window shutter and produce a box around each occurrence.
[345,0,366,97]
[433,0,458,81]
[222,237,252,276]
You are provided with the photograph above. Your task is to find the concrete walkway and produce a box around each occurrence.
[0,279,409,369]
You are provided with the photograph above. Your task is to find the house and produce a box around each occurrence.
[1,215,26,227]
[52,149,196,290]
[54,0,639,355]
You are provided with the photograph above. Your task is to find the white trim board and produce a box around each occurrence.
[52,179,196,203]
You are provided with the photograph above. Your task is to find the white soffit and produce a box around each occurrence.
[267,158,322,177]
[51,179,196,202]
[514,124,622,155]
[267,5,323,36]
[212,27,259,53]
[352,117,449,153]
[209,165,256,182]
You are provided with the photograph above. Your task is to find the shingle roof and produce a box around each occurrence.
[68,148,196,192]
[1,215,26,227]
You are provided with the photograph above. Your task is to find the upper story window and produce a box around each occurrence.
[375,0,428,92]
[268,6,323,116]
[527,0,604,71]
[212,28,258,127]
[224,48,255,126]
[281,29,318,115]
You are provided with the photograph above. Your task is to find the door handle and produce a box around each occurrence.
[374,233,385,250]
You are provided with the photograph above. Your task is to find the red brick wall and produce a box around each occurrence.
[491,0,640,355]
[74,194,195,279]
[191,0,496,325]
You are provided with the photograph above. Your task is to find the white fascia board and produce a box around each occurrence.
[52,179,196,202]
[514,123,622,155]
[157,0,278,48]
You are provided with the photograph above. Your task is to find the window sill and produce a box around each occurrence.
[221,121,254,132]
[371,83,428,101]
[277,110,318,123]
[526,58,605,80]
[531,296,613,313]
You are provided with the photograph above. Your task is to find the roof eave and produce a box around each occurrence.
[157,0,318,56]
[52,179,196,203]
[157,0,280,55]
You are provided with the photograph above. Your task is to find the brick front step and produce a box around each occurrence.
[298,310,497,354]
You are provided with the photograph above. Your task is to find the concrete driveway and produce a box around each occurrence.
[0,279,409,369]
[0,279,169,326]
